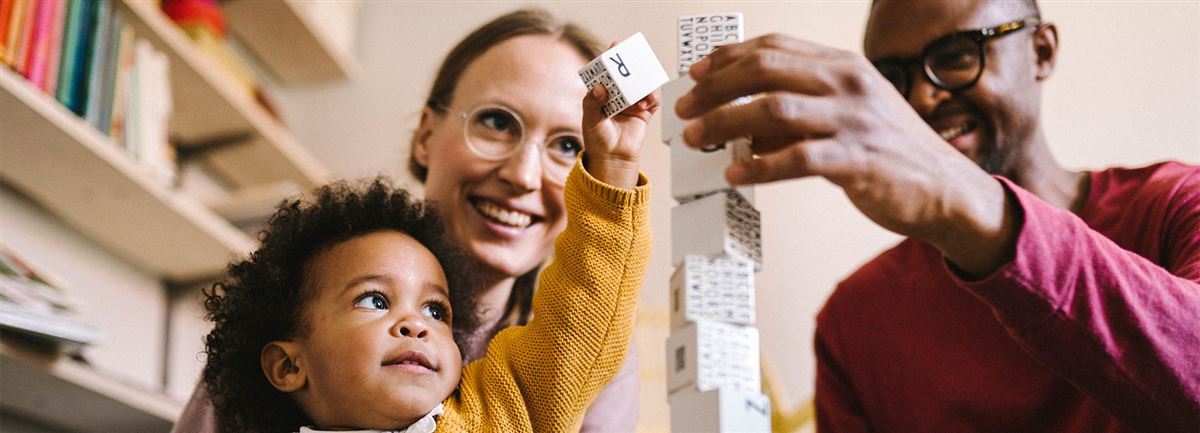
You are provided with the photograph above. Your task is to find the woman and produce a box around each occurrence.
[174,8,639,432]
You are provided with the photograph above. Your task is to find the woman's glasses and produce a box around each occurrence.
[435,104,584,186]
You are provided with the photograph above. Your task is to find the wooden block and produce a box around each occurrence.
[671,255,755,330]
[666,320,760,395]
[671,190,761,269]
[578,32,669,117]
[669,387,772,433]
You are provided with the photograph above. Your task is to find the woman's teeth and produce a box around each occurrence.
[474,201,532,228]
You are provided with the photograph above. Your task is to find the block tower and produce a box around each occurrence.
[663,13,772,433]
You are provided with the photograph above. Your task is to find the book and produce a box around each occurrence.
[12,0,34,71]
[22,0,52,87]
[58,0,96,114]
[0,246,98,348]
[83,0,109,126]
[53,0,76,101]
[96,10,122,135]
[0,0,26,64]
[41,0,64,94]
[107,20,132,147]
[0,0,14,57]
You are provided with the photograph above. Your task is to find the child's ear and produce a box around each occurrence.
[261,341,306,393]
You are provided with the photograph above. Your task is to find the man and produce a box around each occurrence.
[674,0,1199,431]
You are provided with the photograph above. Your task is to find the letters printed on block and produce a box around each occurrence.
[578,32,669,118]
[666,319,761,395]
[671,190,762,269]
[677,13,744,75]
[671,255,755,330]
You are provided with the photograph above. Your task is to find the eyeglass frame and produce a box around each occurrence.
[428,102,584,186]
[871,16,1043,99]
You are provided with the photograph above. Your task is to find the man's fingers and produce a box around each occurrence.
[690,33,832,80]
[679,49,837,119]
[683,93,839,150]
[726,138,846,185]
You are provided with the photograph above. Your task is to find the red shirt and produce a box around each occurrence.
[815,162,1200,433]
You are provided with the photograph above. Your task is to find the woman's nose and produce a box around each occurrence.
[495,141,543,193]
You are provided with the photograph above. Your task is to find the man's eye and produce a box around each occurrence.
[354,292,388,310]
[422,303,449,322]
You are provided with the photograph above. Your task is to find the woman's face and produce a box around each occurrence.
[414,35,589,278]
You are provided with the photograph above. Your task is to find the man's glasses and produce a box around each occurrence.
[872,17,1042,98]
[433,104,584,186]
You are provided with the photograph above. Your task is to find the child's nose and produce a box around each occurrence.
[394,317,429,339]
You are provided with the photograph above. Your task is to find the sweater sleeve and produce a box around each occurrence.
[438,161,652,433]
[950,174,1200,433]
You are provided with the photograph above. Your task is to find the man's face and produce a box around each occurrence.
[864,0,1046,176]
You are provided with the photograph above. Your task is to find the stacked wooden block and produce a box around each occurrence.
[664,13,772,433]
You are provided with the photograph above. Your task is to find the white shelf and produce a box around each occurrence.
[224,0,360,84]
[0,339,181,432]
[118,0,328,189]
[0,66,256,282]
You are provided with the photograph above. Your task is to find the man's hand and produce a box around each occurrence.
[675,34,1016,277]
[582,83,660,190]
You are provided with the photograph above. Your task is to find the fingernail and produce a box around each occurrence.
[683,121,704,148]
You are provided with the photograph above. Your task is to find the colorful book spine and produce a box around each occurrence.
[84,0,110,126]
[12,0,35,71]
[107,21,133,148]
[1,0,26,64]
[59,0,95,114]
[0,0,14,57]
[53,0,77,101]
[41,0,65,94]
[19,0,48,81]
[96,10,121,135]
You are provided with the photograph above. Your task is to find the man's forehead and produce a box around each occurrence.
[864,0,1017,59]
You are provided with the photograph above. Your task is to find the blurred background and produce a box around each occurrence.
[1,1,1196,432]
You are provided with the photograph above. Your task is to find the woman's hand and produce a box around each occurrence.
[582,83,660,189]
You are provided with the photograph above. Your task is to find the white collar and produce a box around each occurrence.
[298,403,444,433]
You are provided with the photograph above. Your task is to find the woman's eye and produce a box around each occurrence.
[478,110,517,133]
[354,293,388,310]
[422,303,449,322]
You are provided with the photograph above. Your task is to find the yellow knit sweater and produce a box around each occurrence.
[436,162,652,433]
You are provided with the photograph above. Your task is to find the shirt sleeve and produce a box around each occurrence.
[949,175,1200,433]
[438,161,652,433]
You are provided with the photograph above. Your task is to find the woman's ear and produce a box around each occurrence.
[1032,22,1058,81]
[412,107,439,169]
[261,341,306,393]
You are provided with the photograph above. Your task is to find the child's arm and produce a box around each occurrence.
[438,88,657,432]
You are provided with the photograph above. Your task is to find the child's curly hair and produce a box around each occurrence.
[201,177,479,433]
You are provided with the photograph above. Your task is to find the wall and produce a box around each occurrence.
[273,1,1200,431]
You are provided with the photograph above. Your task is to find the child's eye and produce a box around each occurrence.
[354,292,388,310]
[422,302,449,322]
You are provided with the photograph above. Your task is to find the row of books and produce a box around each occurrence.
[1,0,176,186]
[0,244,99,350]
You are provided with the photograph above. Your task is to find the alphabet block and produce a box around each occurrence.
[666,320,761,395]
[671,190,761,269]
[578,32,669,118]
[671,255,755,331]
[678,13,744,75]
[668,388,772,433]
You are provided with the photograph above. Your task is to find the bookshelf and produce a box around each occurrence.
[0,66,256,282]
[116,0,329,189]
[223,0,360,84]
[0,339,179,432]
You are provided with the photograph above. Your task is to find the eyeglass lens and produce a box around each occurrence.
[464,106,583,184]
[875,35,984,97]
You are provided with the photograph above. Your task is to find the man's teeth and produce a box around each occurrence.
[475,201,532,228]
[939,125,969,141]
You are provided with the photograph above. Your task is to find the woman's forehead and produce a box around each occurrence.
[453,35,588,128]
